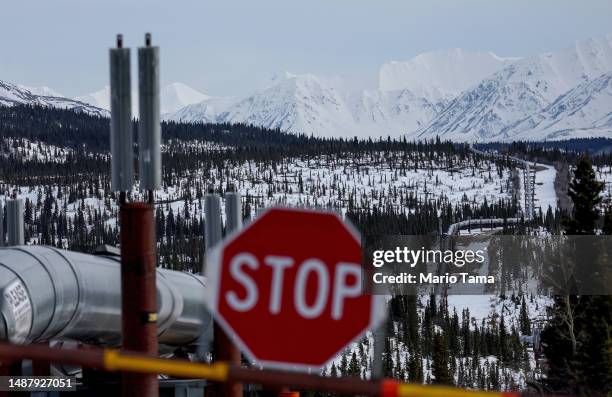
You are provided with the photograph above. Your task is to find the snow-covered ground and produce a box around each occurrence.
[446,295,549,328]
[327,293,549,387]
[595,164,612,204]
[534,163,557,212]
[0,138,75,163]
[1,137,555,390]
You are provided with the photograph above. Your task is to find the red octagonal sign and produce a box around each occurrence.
[205,207,384,369]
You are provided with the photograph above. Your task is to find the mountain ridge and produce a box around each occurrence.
[0,80,108,117]
[165,48,513,138]
[4,35,612,142]
[416,34,612,141]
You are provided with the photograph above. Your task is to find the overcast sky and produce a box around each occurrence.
[2,0,612,97]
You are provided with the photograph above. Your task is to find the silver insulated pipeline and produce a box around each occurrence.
[0,246,211,349]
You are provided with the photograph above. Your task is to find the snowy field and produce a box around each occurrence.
[4,145,517,237]
[328,294,549,388]
[595,164,612,204]
[2,137,556,390]
[534,163,557,212]
[446,295,549,327]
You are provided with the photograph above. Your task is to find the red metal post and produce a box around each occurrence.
[213,323,242,397]
[120,202,158,397]
[31,342,50,376]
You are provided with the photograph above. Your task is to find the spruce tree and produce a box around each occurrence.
[408,348,423,384]
[330,363,338,377]
[382,337,394,378]
[519,298,531,336]
[347,351,361,378]
[339,352,348,377]
[564,155,603,235]
[542,156,612,395]
[499,315,508,363]
[432,332,452,385]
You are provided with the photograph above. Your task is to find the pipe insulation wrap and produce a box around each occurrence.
[0,246,211,348]
[109,47,134,192]
[138,45,161,191]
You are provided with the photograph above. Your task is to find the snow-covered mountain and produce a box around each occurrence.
[168,73,359,137]
[218,73,359,138]
[167,73,449,137]
[502,72,612,141]
[76,82,208,115]
[167,95,239,124]
[417,35,612,141]
[18,85,64,98]
[75,86,110,113]
[169,36,609,142]
[379,48,518,100]
[0,80,108,117]
[166,49,513,138]
[5,34,612,142]
[349,88,449,135]
[161,82,209,114]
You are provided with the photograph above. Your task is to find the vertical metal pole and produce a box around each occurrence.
[0,201,4,247]
[204,191,222,251]
[204,188,242,397]
[372,324,385,379]
[111,32,160,397]
[110,34,134,192]
[210,189,244,397]
[197,190,223,363]
[6,199,24,246]
[120,202,158,397]
[225,190,242,233]
[138,33,161,192]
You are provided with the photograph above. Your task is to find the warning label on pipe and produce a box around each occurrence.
[2,279,32,343]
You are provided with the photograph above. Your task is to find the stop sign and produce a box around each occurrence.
[205,207,384,369]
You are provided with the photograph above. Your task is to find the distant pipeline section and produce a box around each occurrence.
[441,145,536,235]
[445,217,524,236]
[0,246,211,348]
